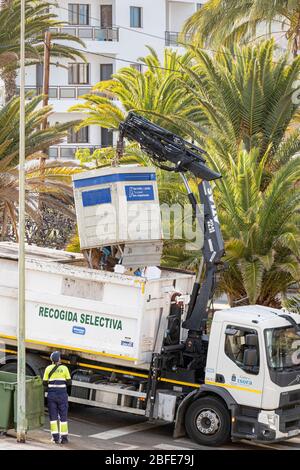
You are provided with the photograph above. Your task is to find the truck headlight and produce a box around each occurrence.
[267,414,276,426]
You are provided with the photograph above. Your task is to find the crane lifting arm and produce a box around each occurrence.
[118,112,225,336]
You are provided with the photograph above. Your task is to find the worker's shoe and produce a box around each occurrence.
[60,436,69,444]
[51,433,60,444]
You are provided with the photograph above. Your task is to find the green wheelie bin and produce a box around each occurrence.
[13,374,45,430]
[0,371,44,432]
[0,371,17,431]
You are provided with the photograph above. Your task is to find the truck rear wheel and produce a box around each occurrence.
[185,396,231,447]
[0,361,34,375]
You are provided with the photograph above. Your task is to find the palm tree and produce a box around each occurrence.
[184,40,300,167]
[210,148,300,307]
[182,0,300,57]
[69,47,203,139]
[183,40,300,305]
[0,0,86,102]
[282,293,300,313]
[0,95,81,238]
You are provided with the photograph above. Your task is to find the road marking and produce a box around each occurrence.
[174,438,239,450]
[240,439,282,450]
[115,442,139,450]
[243,439,300,450]
[89,422,166,440]
[289,437,300,444]
[154,444,191,450]
[173,438,206,449]
[266,443,300,450]
[43,429,81,438]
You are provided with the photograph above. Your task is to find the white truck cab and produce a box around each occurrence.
[199,305,300,443]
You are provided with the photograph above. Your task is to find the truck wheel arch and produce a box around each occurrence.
[0,352,48,377]
[174,385,236,439]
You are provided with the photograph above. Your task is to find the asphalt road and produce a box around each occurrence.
[32,406,300,450]
[2,406,300,450]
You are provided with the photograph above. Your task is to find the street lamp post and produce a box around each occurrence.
[17,0,27,443]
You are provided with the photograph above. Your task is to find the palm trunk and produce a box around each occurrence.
[292,35,299,58]
[3,69,17,103]
[293,13,300,58]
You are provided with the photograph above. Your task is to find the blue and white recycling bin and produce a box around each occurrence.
[72,166,163,265]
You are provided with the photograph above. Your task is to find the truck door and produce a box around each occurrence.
[213,323,264,408]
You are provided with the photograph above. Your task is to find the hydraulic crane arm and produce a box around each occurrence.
[118,112,225,334]
[118,113,221,181]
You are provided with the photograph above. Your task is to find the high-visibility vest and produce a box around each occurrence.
[43,364,71,390]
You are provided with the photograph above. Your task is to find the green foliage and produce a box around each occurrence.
[282,294,300,313]
[75,143,149,168]
[0,96,82,238]
[184,40,300,162]
[211,147,300,305]
[0,0,85,68]
[182,0,300,57]
[69,47,204,139]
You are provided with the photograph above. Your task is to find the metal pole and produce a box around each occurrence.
[17,0,26,443]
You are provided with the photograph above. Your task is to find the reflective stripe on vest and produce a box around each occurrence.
[48,384,66,388]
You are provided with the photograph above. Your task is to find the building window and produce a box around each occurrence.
[68,63,90,84]
[69,4,90,25]
[130,63,142,72]
[36,63,43,88]
[224,326,259,375]
[48,147,58,158]
[68,126,89,143]
[60,87,76,98]
[100,64,113,81]
[101,128,113,147]
[130,6,142,28]
[197,3,203,10]
[101,4,113,28]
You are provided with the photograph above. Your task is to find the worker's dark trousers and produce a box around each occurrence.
[47,391,69,442]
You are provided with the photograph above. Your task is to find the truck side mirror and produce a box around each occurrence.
[243,348,258,367]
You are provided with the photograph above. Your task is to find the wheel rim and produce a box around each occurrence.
[195,408,221,435]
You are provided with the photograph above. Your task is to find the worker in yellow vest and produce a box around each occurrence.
[43,351,71,444]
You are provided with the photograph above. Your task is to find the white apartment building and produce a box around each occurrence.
[20,0,203,159]
[14,1,289,160]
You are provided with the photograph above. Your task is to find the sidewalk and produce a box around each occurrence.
[0,430,67,450]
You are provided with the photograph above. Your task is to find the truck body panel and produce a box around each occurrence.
[0,242,194,369]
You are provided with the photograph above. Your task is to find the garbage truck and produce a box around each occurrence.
[1,113,300,447]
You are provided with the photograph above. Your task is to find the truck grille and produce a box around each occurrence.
[279,390,300,407]
[276,405,300,433]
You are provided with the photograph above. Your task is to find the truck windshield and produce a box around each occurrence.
[265,326,300,370]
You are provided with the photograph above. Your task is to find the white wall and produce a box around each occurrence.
[18,0,199,152]
[167,1,196,32]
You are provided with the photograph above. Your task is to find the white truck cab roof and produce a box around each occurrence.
[213,305,300,330]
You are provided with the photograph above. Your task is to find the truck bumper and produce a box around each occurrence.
[256,409,300,442]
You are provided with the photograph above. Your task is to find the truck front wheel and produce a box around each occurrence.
[185,396,231,447]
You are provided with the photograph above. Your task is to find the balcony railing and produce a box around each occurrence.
[17,86,93,99]
[49,145,102,159]
[165,31,191,47]
[50,26,119,42]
